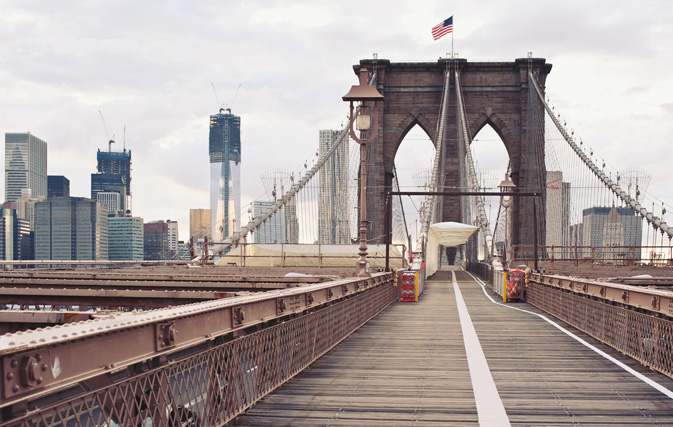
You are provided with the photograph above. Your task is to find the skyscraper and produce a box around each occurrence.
[190,208,211,240]
[259,170,298,243]
[0,209,31,260]
[108,216,144,261]
[5,133,48,203]
[209,108,241,243]
[545,171,571,257]
[582,206,643,260]
[144,221,169,260]
[35,197,108,260]
[48,175,70,198]
[252,201,284,243]
[167,220,178,259]
[317,130,350,244]
[91,148,132,216]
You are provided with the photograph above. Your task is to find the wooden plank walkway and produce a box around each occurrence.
[235,267,673,426]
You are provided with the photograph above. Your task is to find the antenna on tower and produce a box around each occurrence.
[123,125,126,151]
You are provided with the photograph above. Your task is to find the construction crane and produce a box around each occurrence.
[211,83,242,113]
[210,83,223,111]
[227,84,241,111]
[98,110,115,152]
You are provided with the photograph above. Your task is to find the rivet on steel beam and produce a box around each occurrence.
[19,356,40,388]
[233,307,245,325]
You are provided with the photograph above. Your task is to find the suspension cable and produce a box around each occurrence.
[455,67,494,258]
[528,70,673,239]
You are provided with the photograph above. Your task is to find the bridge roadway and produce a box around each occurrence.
[235,267,673,426]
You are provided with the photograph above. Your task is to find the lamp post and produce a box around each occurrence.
[343,68,384,276]
[498,174,516,267]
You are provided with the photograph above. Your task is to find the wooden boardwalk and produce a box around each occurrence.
[235,268,673,426]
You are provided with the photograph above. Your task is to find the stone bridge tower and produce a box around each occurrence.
[353,57,552,251]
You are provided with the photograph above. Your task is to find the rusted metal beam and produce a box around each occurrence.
[0,270,330,284]
[0,272,393,411]
[0,287,231,309]
[0,277,302,292]
[532,273,673,317]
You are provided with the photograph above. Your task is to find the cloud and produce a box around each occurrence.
[1,0,672,241]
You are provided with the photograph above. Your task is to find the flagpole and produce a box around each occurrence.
[451,16,454,58]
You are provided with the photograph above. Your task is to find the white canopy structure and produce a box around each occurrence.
[426,222,479,277]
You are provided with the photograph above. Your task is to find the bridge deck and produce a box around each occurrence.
[235,268,673,426]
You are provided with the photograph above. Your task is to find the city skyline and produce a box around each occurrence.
[1,1,672,241]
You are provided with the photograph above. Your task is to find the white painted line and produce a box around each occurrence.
[465,270,673,401]
[452,271,511,426]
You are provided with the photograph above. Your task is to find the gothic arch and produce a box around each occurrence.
[468,112,516,167]
[351,57,552,248]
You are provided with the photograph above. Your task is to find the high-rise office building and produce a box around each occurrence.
[582,206,642,260]
[190,208,211,240]
[35,197,108,260]
[144,221,169,260]
[108,216,144,261]
[259,170,298,243]
[252,201,285,243]
[96,192,122,215]
[167,220,178,259]
[5,133,48,203]
[48,175,70,198]
[0,209,31,260]
[14,189,45,231]
[209,108,241,243]
[317,130,350,244]
[97,149,132,194]
[545,171,571,257]
[91,148,132,216]
[91,173,127,216]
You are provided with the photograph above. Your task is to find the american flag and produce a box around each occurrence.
[431,16,453,41]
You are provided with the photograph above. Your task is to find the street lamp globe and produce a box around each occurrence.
[343,67,384,276]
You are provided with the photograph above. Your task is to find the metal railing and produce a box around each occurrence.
[0,272,397,426]
[526,274,673,379]
[512,245,673,267]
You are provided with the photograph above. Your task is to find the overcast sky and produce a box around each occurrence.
[2,0,672,241]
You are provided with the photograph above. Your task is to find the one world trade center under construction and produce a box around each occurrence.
[209,108,241,246]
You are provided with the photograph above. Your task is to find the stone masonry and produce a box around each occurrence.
[351,57,552,250]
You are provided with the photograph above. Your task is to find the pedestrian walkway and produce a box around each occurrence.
[235,267,673,426]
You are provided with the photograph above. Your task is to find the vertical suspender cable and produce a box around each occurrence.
[529,70,673,241]
[455,68,495,259]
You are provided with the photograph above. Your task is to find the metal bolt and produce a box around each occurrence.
[10,360,17,368]
[7,373,13,380]
[12,385,19,393]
